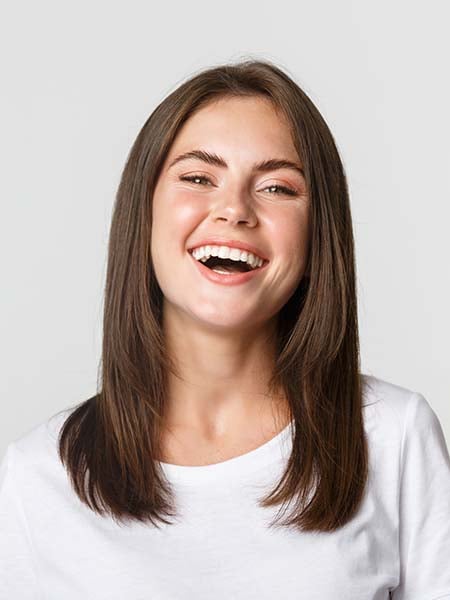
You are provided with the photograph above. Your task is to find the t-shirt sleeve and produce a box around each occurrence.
[0,443,40,599]
[391,392,450,600]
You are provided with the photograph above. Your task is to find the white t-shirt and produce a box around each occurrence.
[1,374,449,600]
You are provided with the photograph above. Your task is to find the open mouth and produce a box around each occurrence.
[188,251,268,275]
[201,256,255,273]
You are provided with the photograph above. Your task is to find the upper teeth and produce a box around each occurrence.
[191,245,264,269]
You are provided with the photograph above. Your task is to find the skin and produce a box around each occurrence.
[151,95,310,464]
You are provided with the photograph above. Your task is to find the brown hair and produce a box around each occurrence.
[58,57,368,533]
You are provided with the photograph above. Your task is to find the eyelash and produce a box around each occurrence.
[179,174,298,197]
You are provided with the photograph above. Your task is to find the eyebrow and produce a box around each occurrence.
[168,149,305,176]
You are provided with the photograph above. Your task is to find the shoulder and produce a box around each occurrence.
[2,406,78,476]
[360,373,447,465]
[360,372,433,447]
[360,372,427,420]
[0,406,81,527]
[361,372,418,408]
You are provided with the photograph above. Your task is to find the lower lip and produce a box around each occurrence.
[189,253,269,286]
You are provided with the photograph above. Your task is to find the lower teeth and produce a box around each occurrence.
[212,268,237,275]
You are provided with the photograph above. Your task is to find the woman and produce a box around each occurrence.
[1,59,449,599]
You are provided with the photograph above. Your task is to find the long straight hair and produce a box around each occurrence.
[58,58,369,533]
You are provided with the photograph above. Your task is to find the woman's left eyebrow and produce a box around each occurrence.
[168,149,305,176]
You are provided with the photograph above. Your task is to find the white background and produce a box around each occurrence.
[1,0,449,457]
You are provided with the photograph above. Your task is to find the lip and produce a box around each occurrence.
[188,251,269,286]
[187,238,269,262]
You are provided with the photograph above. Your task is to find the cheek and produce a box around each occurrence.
[153,191,198,233]
[267,205,310,258]
[170,201,204,234]
[151,192,207,259]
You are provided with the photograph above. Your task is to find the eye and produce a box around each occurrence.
[260,184,298,197]
[179,174,298,197]
[179,174,213,186]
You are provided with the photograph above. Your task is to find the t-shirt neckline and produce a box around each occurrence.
[157,419,294,486]
[46,408,295,487]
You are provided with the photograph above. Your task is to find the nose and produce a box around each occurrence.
[209,184,258,227]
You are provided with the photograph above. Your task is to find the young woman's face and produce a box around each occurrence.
[151,95,310,334]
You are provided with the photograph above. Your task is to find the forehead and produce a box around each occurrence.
[167,96,298,160]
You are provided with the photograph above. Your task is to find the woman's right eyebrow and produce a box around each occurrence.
[168,149,304,176]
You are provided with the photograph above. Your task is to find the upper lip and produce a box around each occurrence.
[187,238,269,262]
